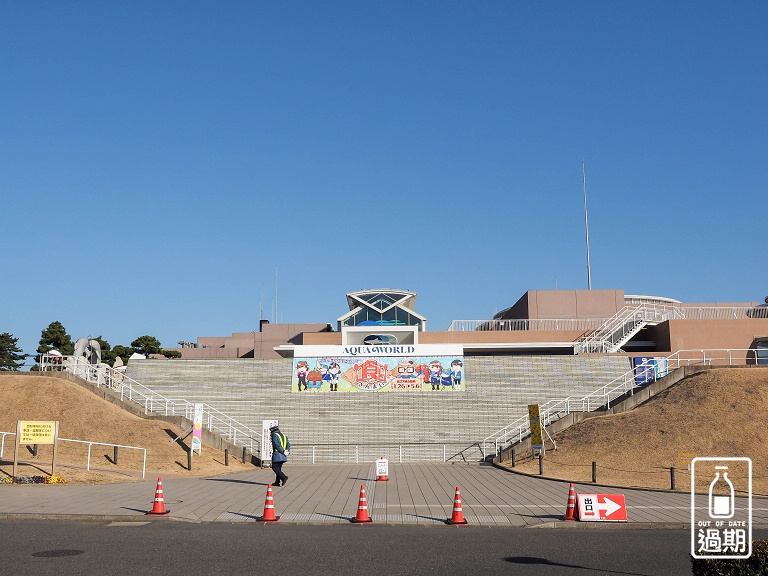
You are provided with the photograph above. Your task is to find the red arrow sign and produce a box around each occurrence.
[577,493,627,522]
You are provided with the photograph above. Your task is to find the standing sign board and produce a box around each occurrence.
[191,403,203,455]
[376,458,389,478]
[14,420,59,478]
[577,493,628,522]
[260,419,279,464]
[528,404,544,456]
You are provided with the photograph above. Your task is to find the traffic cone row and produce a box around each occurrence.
[145,476,578,526]
[563,482,577,521]
[257,484,280,522]
[446,486,468,525]
[146,477,170,516]
[351,485,373,523]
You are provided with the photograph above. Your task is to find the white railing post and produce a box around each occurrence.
[87,443,92,472]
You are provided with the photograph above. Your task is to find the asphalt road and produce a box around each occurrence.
[6,520,766,575]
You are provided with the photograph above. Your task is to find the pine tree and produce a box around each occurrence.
[37,321,75,358]
[36,321,75,363]
[0,332,27,371]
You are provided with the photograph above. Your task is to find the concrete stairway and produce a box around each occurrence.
[126,355,631,463]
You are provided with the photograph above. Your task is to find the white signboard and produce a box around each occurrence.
[293,344,464,358]
[261,419,279,463]
[376,458,389,478]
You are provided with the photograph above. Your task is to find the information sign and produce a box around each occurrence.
[577,493,628,522]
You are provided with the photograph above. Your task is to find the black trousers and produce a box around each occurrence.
[272,460,287,485]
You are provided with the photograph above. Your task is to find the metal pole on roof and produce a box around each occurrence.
[582,160,593,290]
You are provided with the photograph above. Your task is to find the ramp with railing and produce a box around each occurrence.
[40,355,263,454]
[481,348,764,457]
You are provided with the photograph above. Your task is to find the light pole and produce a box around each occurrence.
[582,160,592,290]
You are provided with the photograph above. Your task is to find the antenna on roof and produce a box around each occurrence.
[582,160,593,290]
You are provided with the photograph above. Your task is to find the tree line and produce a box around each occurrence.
[0,321,181,371]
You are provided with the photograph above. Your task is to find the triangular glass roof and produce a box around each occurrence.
[346,289,417,313]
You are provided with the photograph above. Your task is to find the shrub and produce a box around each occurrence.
[691,540,768,575]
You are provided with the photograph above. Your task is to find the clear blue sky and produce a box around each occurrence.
[3,1,766,363]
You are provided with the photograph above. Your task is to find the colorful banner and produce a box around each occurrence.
[191,403,203,455]
[633,356,669,385]
[291,345,465,393]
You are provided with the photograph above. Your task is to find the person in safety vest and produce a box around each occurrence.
[270,423,291,487]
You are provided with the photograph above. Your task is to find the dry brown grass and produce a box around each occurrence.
[3,369,767,491]
[0,374,254,484]
[504,368,768,495]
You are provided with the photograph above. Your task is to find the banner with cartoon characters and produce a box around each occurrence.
[291,345,465,393]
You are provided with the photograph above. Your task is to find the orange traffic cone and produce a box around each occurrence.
[351,484,373,523]
[376,456,389,482]
[446,486,468,525]
[146,477,170,516]
[563,482,577,521]
[257,484,280,522]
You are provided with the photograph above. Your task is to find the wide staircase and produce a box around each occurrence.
[126,355,631,463]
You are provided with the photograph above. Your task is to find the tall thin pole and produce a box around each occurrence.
[582,160,592,290]
[275,266,279,323]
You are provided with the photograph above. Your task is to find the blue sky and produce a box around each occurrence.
[2,1,766,362]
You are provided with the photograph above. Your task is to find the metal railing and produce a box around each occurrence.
[449,305,766,334]
[574,304,684,353]
[448,318,608,332]
[283,442,482,464]
[0,431,147,479]
[40,355,262,455]
[480,348,765,458]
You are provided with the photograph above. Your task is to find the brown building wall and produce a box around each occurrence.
[520,289,624,319]
[302,332,342,345]
[659,319,768,360]
[179,323,332,359]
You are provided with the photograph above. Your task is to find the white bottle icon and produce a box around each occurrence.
[709,465,734,519]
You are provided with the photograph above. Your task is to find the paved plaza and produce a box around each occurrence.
[0,461,763,527]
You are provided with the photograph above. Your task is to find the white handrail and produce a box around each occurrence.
[450,305,764,333]
[448,318,610,332]
[40,355,262,455]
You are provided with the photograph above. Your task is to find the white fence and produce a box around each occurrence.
[0,431,147,479]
